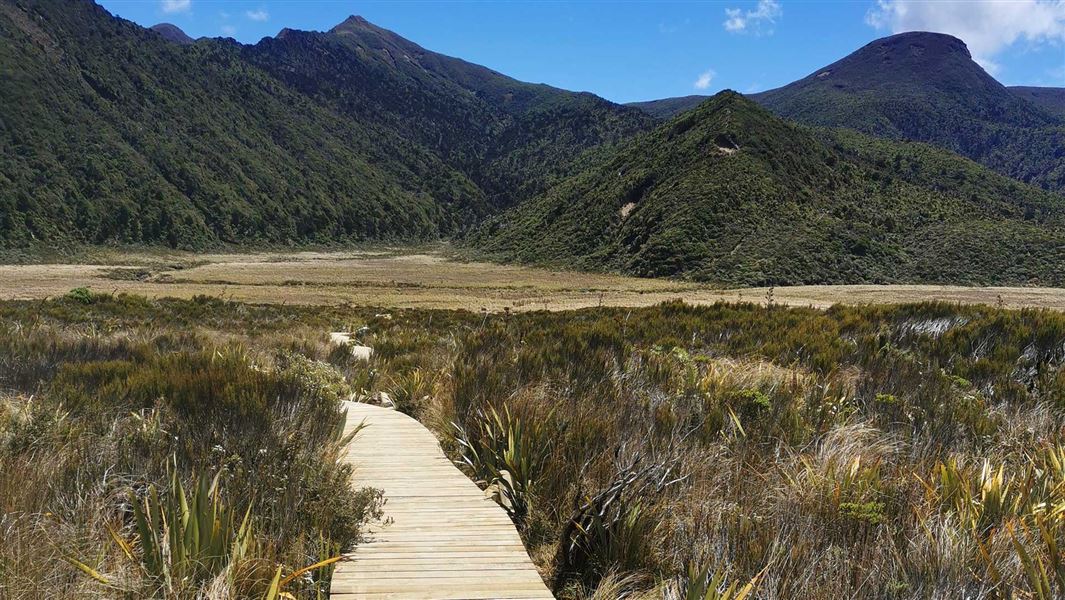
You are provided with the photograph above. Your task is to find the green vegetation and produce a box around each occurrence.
[625,94,710,119]
[751,32,1065,194]
[472,92,1065,285]
[439,300,1065,598]
[0,0,648,250]
[0,294,383,597]
[0,1,481,248]
[245,17,652,210]
[453,404,553,526]
[629,36,1065,195]
[1010,86,1065,120]
[4,5,1064,288]
[5,293,1065,598]
[93,471,256,592]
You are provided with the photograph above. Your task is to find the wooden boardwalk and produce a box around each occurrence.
[332,402,554,599]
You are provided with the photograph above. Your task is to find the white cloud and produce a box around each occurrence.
[866,0,1065,73]
[694,69,716,90]
[724,9,745,32]
[246,9,269,22]
[723,0,782,35]
[160,0,190,13]
[221,24,237,37]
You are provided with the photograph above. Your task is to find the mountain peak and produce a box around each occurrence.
[150,23,194,45]
[813,30,981,86]
[860,30,972,62]
[711,89,745,103]
[683,90,762,119]
[747,28,1061,191]
[330,15,373,34]
[755,29,1006,103]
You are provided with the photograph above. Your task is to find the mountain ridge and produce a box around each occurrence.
[0,0,649,248]
[472,91,1065,285]
[752,32,1065,193]
[753,31,1057,129]
[149,22,194,45]
[628,32,1064,193]
[1010,86,1065,120]
[626,94,710,119]
[243,13,653,208]
[5,1,1065,288]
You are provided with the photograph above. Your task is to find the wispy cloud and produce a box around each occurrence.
[866,0,1065,74]
[245,9,269,22]
[160,0,191,14]
[724,0,782,35]
[658,18,690,35]
[221,24,237,37]
[694,69,716,90]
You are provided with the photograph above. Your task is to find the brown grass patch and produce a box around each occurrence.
[1,246,1064,312]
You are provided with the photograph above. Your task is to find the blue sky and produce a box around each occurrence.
[99,0,1065,103]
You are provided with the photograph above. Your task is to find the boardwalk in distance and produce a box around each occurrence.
[331,402,554,599]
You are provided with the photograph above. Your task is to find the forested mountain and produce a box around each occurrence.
[627,33,1065,195]
[148,22,193,45]
[472,92,1065,286]
[4,0,1065,287]
[149,22,194,45]
[0,0,648,248]
[242,15,653,208]
[1010,86,1065,120]
[0,0,482,247]
[751,32,1065,193]
[626,95,709,119]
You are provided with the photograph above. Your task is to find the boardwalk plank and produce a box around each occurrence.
[331,402,554,599]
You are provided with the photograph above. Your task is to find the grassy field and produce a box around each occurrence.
[4,290,1065,598]
[5,247,1065,598]
[2,246,1065,312]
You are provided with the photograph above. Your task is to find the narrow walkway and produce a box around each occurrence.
[331,402,554,599]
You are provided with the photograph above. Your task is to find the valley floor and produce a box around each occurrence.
[8,294,1065,598]
[1,246,1064,311]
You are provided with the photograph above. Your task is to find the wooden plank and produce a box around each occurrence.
[332,582,552,594]
[331,402,553,599]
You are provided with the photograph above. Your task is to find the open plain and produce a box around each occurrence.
[3,247,1065,311]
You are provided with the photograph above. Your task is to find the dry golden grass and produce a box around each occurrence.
[2,246,1065,311]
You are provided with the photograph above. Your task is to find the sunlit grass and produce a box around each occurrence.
[4,292,1065,598]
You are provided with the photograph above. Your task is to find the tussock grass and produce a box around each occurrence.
[0,296,385,598]
[5,293,1065,598]
[439,300,1065,598]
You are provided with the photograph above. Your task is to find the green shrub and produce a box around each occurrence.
[454,404,552,526]
[65,287,94,304]
[7,296,1065,598]
[838,501,887,526]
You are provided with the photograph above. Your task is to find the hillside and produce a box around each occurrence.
[0,0,649,249]
[5,1,1065,288]
[471,91,1065,286]
[751,32,1065,193]
[1010,86,1065,120]
[630,87,1065,126]
[0,0,491,248]
[626,35,1065,195]
[243,16,653,208]
[626,94,709,119]
[149,22,194,45]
